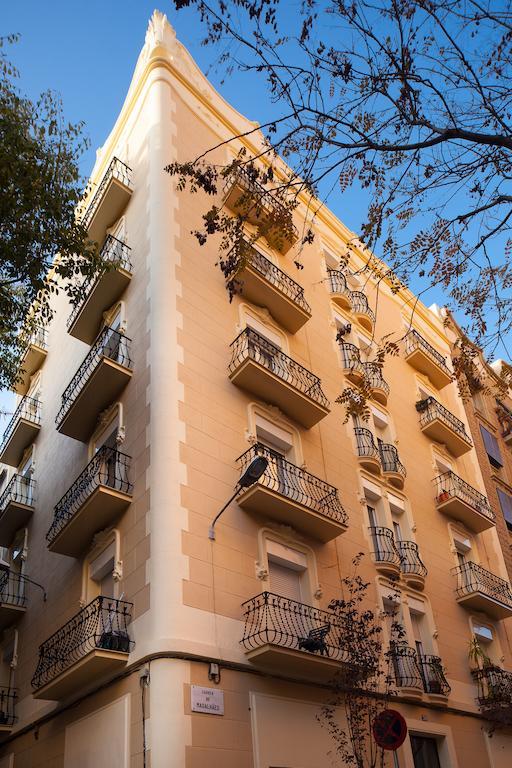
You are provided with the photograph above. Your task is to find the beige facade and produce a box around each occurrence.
[0,9,510,767]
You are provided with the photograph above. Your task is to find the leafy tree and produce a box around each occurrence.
[0,35,104,390]
[168,0,512,361]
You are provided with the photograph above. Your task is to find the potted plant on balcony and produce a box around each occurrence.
[437,489,450,504]
[98,597,131,653]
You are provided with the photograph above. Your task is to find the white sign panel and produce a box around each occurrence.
[191,686,224,716]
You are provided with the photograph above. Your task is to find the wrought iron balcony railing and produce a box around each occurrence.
[327,269,352,304]
[379,443,406,480]
[389,645,423,690]
[452,561,512,609]
[472,665,512,717]
[56,327,132,428]
[224,167,298,237]
[241,591,352,664]
[418,654,451,696]
[405,330,451,378]
[0,396,41,455]
[82,158,132,232]
[0,571,27,609]
[362,362,390,397]
[21,325,48,352]
[369,526,401,568]
[229,328,329,408]
[397,541,427,579]
[354,427,381,463]
[234,245,310,314]
[339,342,365,377]
[416,396,472,444]
[350,291,375,326]
[31,596,133,691]
[238,444,347,526]
[46,447,133,546]
[0,475,35,516]
[434,471,494,523]
[67,236,133,331]
[0,688,17,727]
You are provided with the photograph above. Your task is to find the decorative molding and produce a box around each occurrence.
[116,426,126,445]
[314,585,323,600]
[245,430,258,445]
[255,561,268,581]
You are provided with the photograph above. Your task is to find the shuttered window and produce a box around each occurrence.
[268,560,302,602]
[480,425,503,468]
[497,488,512,530]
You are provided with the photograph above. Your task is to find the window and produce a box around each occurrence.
[497,488,512,530]
[410,735,441,768]
[480,425,503,468]
[267,540,308,603]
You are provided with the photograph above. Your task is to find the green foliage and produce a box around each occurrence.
[0,36,104,390]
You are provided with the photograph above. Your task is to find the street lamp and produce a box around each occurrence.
[208,455,269,541]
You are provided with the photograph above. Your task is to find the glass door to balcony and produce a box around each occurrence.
[410,735,441,768]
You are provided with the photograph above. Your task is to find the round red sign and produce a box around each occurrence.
[372,709,408,751]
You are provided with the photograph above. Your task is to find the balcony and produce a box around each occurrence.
[416,396,472,457]
[32,596,133,701]
[67,236,133,344]
[328,269,353,310]
[232,244,311,333]
[82,157,132,246]
[0,396,41,467]
[241,592,355,682]
[369,526,401,579]
[389,646,450,701]
[46,447,133,557]
[496,400,512,447]
[434,471,495,533]
[339,342,365,384]
[362,362,389,406]
[452,562,512,619]
[350,291,375,332]
[0,688,17,732]
[397,541,427,590]
[0,572,27,630]
[0,475,35,547]
[228,328,330,428]
[354,427,381,474]
[56,327,133,442]
[223,168,298,254]
[472,666,512,724]
[14,326,48,396]
[379,443,406,490]
[236,444,348,542]
[404,330,452,390]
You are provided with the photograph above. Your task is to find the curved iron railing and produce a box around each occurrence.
[82,157,132,233]
[397,541,427,579]
[339,342,365,376]
[0,396,41,455]
[20,325,48,352]
[350,291,375,325]
[0,571,28,609]
[419,654,451,696]
[31,596,133,690]
[433,471,494,523]
[472,665,512,714]
[229,328,329,408]
[67,236,133,330]
[238,444,347,526]
[46,447,133,546]
[354,427,380,463]
[0,475,35,516]
[328,269,352,304]
[369,526,401,567]
[404,330,451,379]
[362,362,390,397]
[223,168,298,239]
[379,443,406,479]
[388,645,423,690]
[452,561,512,608]
[56,327,132,428]
[0,688,17,727]
[416,396,472,445]
[241,591,352,663]
[231,244,310,313]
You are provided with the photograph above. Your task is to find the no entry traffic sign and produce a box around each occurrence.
[372,709,408,751]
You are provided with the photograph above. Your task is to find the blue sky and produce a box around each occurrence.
[0,1,505,421]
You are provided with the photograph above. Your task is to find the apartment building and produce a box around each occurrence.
[0,9,510,767]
